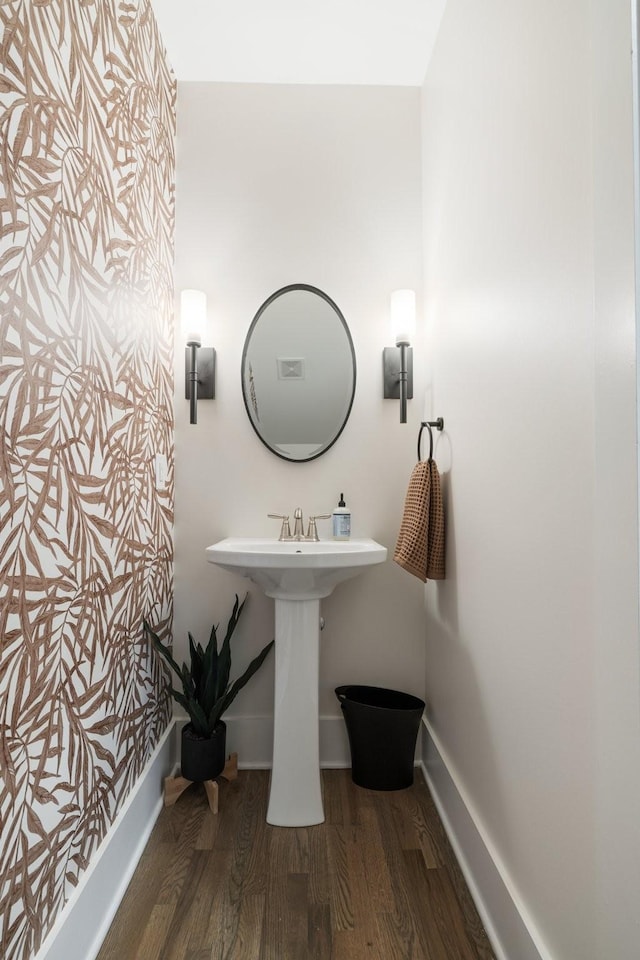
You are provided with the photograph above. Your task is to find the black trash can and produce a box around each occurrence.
[336,685,425,790]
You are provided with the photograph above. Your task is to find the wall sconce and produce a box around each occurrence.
[383,289,415,423]
[181,289,215,424]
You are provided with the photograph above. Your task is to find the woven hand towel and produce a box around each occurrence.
[394,459,445,582]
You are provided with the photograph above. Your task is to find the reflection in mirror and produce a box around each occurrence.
[241,284,356,462]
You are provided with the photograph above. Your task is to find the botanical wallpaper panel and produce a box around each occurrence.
[0,2,175,958]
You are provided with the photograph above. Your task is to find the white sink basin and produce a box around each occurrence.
[206,537,387,600]
[206,535,387,827]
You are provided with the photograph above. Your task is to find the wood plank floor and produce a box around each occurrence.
[96,769,495,960]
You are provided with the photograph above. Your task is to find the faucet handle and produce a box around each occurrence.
[268,514,291,540]
[306,515,331,541]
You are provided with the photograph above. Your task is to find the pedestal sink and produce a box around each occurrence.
[205,537,387,826]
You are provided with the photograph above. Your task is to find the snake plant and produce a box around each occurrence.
[144,594,274,738]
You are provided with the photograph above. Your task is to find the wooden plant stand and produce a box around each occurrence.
[163,752,238,815]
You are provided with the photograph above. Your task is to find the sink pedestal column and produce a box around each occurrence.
[267,597,324,826]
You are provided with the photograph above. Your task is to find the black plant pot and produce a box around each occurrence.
[180,721,227,782]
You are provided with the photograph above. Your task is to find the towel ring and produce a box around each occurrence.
[418,418,444,461]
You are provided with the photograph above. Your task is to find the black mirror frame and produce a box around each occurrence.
[241,283,357,463]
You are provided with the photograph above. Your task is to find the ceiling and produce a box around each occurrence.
[149,0,447,86]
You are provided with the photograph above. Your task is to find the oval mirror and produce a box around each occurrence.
[241,284,356,462]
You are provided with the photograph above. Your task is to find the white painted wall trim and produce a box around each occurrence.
[180,713,353,768]
[206,713,422,769]
[35,721,178,960]
[420,719,550,960]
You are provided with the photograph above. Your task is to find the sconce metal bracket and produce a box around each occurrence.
[184,347,216,399]
[382,346,413,399]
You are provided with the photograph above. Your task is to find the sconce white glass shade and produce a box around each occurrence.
[180,289,207,346]
[390,289,416,345]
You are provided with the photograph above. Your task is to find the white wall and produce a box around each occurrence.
[173,83,427,758]
[592,0,640,954]
[421,1,640,958]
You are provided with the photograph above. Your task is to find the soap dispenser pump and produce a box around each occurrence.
[332,494,351,541]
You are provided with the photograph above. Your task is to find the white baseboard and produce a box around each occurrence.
[200,714,353,768]
[319,714,354,768]
[35,721,178,960]
[420,719,551,960]
[219,712,422,769]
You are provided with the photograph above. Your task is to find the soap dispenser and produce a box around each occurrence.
[332,494,351,541]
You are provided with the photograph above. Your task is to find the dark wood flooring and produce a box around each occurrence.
[96,768,495,960]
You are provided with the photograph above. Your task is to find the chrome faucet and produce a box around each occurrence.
[268,508,331,541]
[292,507,305,539]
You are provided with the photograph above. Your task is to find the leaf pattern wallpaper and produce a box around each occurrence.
[0,2,176,958]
